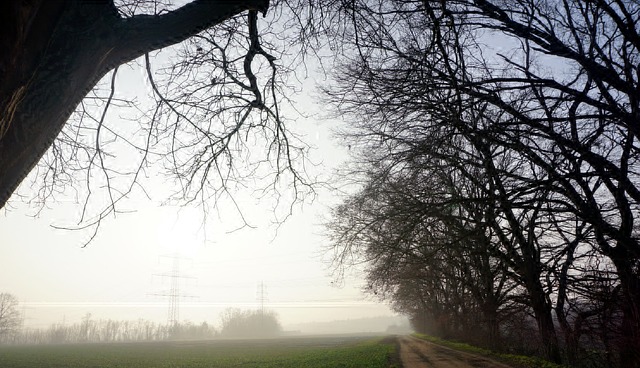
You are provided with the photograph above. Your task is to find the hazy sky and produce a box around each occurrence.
[0,47,395,331]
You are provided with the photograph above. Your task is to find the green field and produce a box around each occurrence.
[0,335,397,368]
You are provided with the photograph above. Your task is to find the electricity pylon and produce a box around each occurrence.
[152,253,194,327]
[256,281,268,315]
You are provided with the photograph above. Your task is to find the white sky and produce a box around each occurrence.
[0,200,394,330]
[0,44,395,331]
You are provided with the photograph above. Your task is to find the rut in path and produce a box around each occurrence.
[397,336,513,368]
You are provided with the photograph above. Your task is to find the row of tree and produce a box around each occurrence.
[10,316,216,345]
[324,1,640,368]
[0,294,281,344]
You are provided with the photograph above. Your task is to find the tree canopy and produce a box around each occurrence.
[323,1,640,367]
[0,0,308,226]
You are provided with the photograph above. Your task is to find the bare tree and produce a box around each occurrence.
[1,1,269,207]
[325,116,518,349]
[0,293,21,343]
[322,0,640,366]
[0,0,320,238]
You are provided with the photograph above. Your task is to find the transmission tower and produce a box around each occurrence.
[167,255,180,326]
[256,281,268,315]
[151,253,194,327]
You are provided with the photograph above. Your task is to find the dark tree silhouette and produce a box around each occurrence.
[0,0,274,210]
[324,1,640,366]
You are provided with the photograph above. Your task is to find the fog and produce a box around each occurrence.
[0,61,399,340]
[0,192,402,337]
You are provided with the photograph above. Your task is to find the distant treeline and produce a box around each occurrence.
[6,315,216,345]
[1,308,283,345]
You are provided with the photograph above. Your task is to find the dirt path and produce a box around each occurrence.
[398,336,513,368]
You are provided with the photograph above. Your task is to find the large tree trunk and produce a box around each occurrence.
[0,0,267,209]
[526,279,561,363]
[481,297,501,350]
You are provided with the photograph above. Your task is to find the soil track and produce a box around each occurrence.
[398,336,513,368]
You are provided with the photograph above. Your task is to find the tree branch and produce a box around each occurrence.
[113,0,269,66]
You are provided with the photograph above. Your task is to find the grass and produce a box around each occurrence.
[0,335,396,368]
[412,333,568,368]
